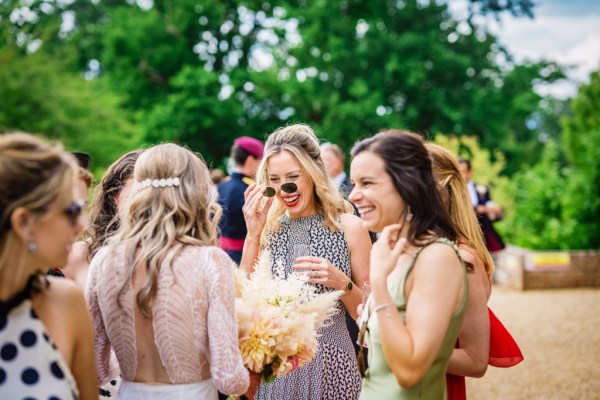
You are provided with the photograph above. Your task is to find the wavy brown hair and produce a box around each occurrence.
[350,129,457,246]
[84,150,142,261]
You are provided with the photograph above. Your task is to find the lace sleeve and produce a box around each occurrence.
[85,249,118,385]
[204,248,249,395]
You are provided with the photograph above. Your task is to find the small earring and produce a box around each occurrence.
[28,240,37,253]
[406,208,413,222]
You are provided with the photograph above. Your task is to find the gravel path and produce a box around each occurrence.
[467,287,600,399]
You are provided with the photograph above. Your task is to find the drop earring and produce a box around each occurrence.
[28,240,37,253]
[405,208,413,222]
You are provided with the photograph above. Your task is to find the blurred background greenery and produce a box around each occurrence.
[0,0,598,249]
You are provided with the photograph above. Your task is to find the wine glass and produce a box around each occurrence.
[293,244,312,277]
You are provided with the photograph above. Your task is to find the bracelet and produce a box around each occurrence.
[373,303,395,317]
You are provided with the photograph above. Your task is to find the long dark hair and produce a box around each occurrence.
[351,129,457,245]
[84,150,142,261]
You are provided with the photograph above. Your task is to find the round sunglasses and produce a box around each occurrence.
[263,182,297,197]
[62,199,86,226]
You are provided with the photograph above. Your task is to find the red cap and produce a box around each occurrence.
[234,136,264,158]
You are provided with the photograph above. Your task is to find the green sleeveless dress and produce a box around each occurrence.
[359,237,467,400]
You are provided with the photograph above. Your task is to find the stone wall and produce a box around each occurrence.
[494,245,600,290]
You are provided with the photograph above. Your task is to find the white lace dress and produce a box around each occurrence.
[87,242,249,398]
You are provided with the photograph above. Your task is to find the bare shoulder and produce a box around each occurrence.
[339,213,370,246]
[44,276,86,304]
[62,241,89,281]
[458,244,479,267]
[339,212,365,232]
[414,242,463,275]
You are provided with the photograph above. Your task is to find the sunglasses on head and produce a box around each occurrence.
[71,152,91,170]
[263,182,297,197]
[62,199,86,225]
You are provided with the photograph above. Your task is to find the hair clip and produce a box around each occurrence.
[134,177,181,192]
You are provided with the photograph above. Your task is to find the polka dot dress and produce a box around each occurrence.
[256,214,362,400]
[0,280,78,399]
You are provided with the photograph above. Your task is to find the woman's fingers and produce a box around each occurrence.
[243,184,266,214]
[391,237,408,258]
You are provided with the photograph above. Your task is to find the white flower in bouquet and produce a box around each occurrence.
[233,251,342,382]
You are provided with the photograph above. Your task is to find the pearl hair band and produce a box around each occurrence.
[134,177,181,192]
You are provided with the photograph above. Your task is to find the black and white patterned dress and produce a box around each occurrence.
[0,277,78,399]
[256,213,362,400]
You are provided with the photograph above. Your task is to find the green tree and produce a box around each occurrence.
[1,0,565,171]
[0,47,141,172]
[258,0,563,173]
[503,71,600,250]
[560,71,600,248]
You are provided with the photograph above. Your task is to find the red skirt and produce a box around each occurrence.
[447,307,523,399]
[488,307,523,367]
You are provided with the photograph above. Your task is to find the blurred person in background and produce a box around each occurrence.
[217,136,264,264]
[321,142,353,199]
[48,152,93,279]
[62,150,144,292]
[457,158,505,262]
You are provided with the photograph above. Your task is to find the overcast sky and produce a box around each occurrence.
[448,0,600,99]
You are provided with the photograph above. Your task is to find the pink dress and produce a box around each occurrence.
[86,242,249,397]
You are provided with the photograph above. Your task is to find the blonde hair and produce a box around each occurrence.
[426,143,494,274]
[256,124,353,243]
[0,132,78,280]
[109,143,221,318]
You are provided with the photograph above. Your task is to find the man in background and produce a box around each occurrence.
[458,157,505,260]
[217,136,264,264]
[321,142,353,199]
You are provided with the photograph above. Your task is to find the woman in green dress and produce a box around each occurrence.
[349,129,468,400]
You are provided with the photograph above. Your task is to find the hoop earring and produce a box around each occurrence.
[28,240,37,253]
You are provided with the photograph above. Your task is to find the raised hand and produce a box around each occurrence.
[242,183,274,239]
[370,224,408,285]
[292,256,347,290]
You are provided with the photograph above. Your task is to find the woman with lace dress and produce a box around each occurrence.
[349,130,468,399]
[0,132,98,399]
[240,124,371,400]
[86,143,250,399]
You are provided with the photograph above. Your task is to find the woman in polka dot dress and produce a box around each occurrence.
[0,133,98,399]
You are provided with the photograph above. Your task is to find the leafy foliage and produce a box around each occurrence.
[503,72,600,249]
[0,47,142,174]
[3,0,595,250]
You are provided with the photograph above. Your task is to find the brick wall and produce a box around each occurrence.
[494,246,600,290]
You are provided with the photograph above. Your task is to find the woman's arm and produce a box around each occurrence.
[69,284,101,400]
[446,247,491,377]
[239,183,273,275]
[339,213,371,319]
[371,227,465,387]
[205,249,250,396]
[85,252,116,385]
[291,213,370,320]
